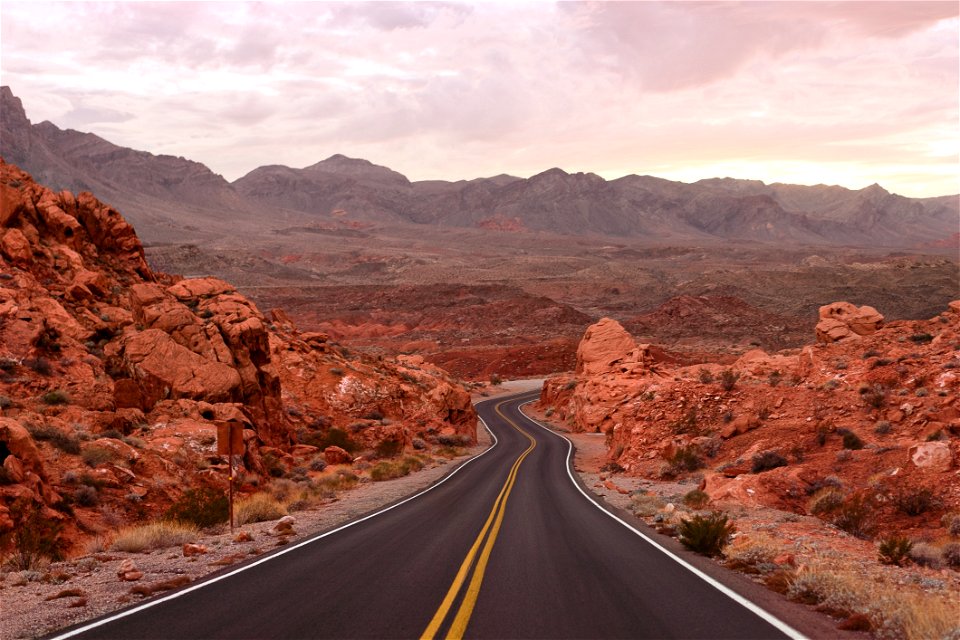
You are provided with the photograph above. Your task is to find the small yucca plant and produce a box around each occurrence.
[678,512,735,557]
[877,536,913,566]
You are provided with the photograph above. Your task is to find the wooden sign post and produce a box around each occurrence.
[216,420,245,532]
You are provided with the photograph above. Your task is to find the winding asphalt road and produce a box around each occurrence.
[53,392,805,640]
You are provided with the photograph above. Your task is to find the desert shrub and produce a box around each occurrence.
[683,489,710,509]
[698,368,714,383]
[841,431,864,450]
[942,513,960,537]
[0,499,66,569]
[0,357,17,371]
[877,536,913,566]
[74,485,99,507]
[261,452,285,478]
[862,349,880,359]
[563,379,577,391]
[81,446,115,468]
[925,429,945,442]
[630,493,665,517]
[908,543,942,569]
[718,369,739,392]
[668,445,704,474]
[940,542,960,568]
[316,470,359,492]
[0,395,11,410]
[751,450,788,474]
[862,384,887,410]
[41,390,70,406]
[165,487,229,528]
[309,458,327,472]
[402,456,424,473]
[873,420,891,435]
[24,356,53,375]
[671,406,698,434]
[909,333,933,344]
[411,437,426,450]
[329,367,344,377]
[678,512,735,556]
[235,493,288,525]
[822,379,839,391]
[489,373,502,386]
[600,461,625,474]
[370,461,409,482]
[767,370,783,387]
[807,487,845,515]
[26,424,80,454]
[437,433,472,447]
[111,521,198,553]
[895,487,940,516]
[725,535,778,573]
[831,495,876,539]
[374,438,403,459]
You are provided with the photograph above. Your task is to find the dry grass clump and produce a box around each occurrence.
[630,492,666,517]
[235,493,288,525]
[725,535,779,573]
[786,559,959,639]
[369,456,426,482]
[111,521,198,553]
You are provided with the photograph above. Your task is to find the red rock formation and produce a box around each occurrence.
[0,160,477,556]
[541,302,959,537]
[815,301,884,343]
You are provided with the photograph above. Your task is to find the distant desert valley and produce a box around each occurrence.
[2,86,956,382]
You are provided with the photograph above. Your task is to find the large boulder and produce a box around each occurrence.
[815,302,884,343]
[576,318,637,376]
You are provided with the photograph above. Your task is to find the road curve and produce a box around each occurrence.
[53,392,801,640]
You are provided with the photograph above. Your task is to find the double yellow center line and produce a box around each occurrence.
[421,401,537,640]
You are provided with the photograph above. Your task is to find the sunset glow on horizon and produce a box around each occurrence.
[2,1,957,197]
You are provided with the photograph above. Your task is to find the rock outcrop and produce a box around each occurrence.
[815,301,884,343]
[541,300,959,537]
[0,160,477,555]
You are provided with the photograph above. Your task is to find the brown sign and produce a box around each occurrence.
[216,421,245,455]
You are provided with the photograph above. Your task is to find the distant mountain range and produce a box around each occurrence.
[2,86,956,247]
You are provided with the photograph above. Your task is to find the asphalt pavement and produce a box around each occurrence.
[52,391,803,640]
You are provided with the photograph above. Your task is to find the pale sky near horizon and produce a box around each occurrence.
[1,1,958,197]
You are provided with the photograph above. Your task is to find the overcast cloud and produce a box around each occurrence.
[1,1,957,196]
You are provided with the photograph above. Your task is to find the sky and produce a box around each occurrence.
[1,1,958,197]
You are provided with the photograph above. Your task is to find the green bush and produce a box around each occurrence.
[678,512,735,556]
[878,536,913,566]
[165,487,229,528]
[909,333,933,344]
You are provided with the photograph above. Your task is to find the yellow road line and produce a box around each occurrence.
[421,401,536,640]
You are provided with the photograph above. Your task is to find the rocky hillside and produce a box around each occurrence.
[4,87,956,248]
[539,303,959,541]
[0,160,476,556]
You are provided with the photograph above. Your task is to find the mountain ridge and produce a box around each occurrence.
[2,86,956,247]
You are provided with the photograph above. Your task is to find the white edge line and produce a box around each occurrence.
[50,412,500,640]
[517,400,809,640]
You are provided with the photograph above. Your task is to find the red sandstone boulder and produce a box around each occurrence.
[815,302,883,343]
[323,446,353,465]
